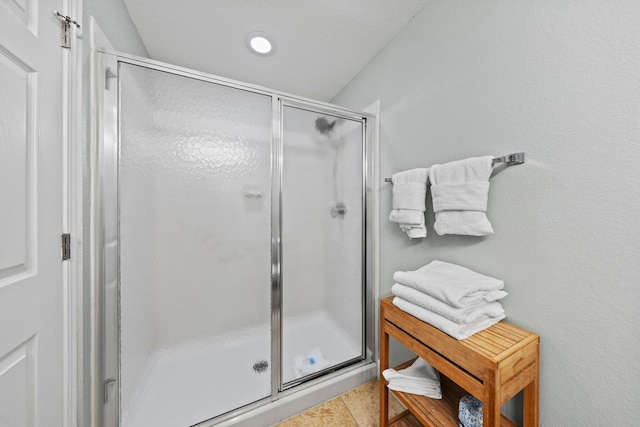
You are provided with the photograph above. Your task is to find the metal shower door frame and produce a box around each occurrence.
[276,99,371,391]
[95,50,376,427]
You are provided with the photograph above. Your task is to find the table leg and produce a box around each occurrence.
[483,374,500,427]
[523,358,539,427]
[380,314,390,426]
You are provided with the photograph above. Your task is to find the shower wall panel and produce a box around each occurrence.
[116,64,158,414]
[118,64,273,425]
[280,114,331,318]
[281,105,364,385]
[324,119,364,346]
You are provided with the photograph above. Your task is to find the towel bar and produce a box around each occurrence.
[492,152,525,166]
[383,152,525,183]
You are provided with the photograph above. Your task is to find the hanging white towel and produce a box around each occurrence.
[429,156,493,236]
[391,283,505,325]
[399,215,427,239]
[393,260,505,308]
[389,209,424,226]
[389,168,428,239]
[393,297,505,340]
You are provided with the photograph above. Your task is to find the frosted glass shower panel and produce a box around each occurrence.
[118,64,272,427]
[281,106,364,385]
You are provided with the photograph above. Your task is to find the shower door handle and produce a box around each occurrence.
[104,378,116,403]
[243,191,264,199]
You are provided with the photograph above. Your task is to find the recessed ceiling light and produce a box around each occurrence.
[246,31,276,56]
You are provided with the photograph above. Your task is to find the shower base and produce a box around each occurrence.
[122,310,371,427]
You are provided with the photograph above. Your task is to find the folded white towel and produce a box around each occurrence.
[384,376,440,388]
[432,182,490,211]
[389,209,424,225]
[392,283,505,325]
[399,215,427,239]
[387,382,441,397]
[393,297,505,340]
[392,182,428,211]
[382,357,440,383]
[293,348,329,378]
[389,168,428,239]
[382,357,442,399]
[429,156,493,236]
[393,260,505,308]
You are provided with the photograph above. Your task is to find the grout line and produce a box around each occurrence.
[338,396,361,426]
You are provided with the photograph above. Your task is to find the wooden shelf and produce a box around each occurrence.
[380,297,539,427]
[388,374,517,427]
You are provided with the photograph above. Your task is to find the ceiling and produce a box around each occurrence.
[123,0,428,101]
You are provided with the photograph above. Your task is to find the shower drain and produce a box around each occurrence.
[253,360,269,373]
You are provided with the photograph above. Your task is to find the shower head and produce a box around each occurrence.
[315,116,337,136]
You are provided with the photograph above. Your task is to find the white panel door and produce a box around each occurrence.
[0,1,64,427]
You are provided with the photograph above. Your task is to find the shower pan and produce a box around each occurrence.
[95,52,376,427]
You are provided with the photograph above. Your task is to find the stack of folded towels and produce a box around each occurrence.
[392,260,507,340]
[382,357,442,399]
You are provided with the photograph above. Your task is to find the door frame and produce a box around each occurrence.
[62,0,83,427]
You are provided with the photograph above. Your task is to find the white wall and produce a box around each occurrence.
[83,0,148,58]
[333,0,640,424]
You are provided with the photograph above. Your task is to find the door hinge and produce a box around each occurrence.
[53,10,81,49]
[61,233,71,261]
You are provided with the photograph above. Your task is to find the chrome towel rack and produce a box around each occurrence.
[383,152,525,183]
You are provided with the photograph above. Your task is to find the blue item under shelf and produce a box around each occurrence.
[458,394,483,427]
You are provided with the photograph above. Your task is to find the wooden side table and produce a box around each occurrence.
[380,296,539,427]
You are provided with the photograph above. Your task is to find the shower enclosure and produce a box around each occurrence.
[96,52,375,427]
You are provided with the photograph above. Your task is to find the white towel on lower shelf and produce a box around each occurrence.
[393,260,506,308]
[387,382,441,397]
[392,283,505,325]
[382,357,442,399]
[393,297,505,340]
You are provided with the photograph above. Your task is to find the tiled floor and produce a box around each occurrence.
[273,380,421,427]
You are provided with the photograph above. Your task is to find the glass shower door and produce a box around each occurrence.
[117,63,273,427]
[280,104,365,386]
